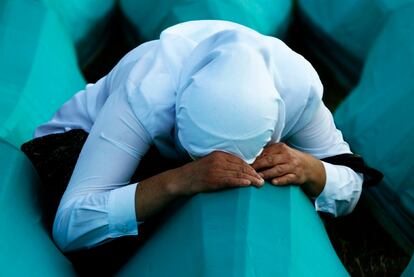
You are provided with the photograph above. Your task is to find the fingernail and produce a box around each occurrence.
[272,179,278,185]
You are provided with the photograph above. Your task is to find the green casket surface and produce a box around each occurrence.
[118,185,349,277]
[297,0,414,79]
[0,142,76,276]
[402,255,414,277]
[42,0,117,64]
[119,0,293,42]
[334,4,414,251]
[0,0,85,149]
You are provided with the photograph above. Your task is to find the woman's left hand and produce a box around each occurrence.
[251,143,326,197]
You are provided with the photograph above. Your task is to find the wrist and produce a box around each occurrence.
[163,167,193,197]
[302,154,326,197]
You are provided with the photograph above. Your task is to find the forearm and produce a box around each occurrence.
[135,168,185,221]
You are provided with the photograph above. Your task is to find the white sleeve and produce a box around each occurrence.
[52,88,151,252]
[286,103,363,217]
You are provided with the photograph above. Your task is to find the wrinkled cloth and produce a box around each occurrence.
[35,20,363,251]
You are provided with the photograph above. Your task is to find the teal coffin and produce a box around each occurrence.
[0,152,350,276]
[0,142,76,276]
[118,185,348,276]
[119,0,293,43]
[334,4,414,252]
[402,255,414,277]
[0,0,85,148]
[297,0,414,80]
[42,0,117,65]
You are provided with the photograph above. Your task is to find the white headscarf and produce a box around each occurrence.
[175,30,283,163]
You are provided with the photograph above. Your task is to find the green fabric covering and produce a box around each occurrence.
[42,0,116,64]
[119,0,293,42]
[0,142,76,276]
[0,0,85,148]
[335,4,414,249]
[402,255,414,277]
[118,185,348,276]
[298,0,414,63]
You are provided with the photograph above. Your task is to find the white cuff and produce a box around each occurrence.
[314,162,339,216]
[108,183,139,237]
[314,162,363,217]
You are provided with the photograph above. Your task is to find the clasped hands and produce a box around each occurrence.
[171,143,326,198]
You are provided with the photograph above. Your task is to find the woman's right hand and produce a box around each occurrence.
[169,151,264,196]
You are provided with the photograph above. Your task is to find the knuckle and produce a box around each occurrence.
[236,172,244,179]
[247,166,255,175]
[266,155,275,164]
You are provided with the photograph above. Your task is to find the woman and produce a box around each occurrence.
[35,20,369,252]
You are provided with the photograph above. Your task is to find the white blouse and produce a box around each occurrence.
[35,21,363,252]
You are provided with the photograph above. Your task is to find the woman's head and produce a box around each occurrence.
[175,30,282,163]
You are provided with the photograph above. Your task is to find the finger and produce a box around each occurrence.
[221,177,252,187]
[208,151,264,183]
[220,153,263,179]
[234,171,264,187]
[222,171,264,187]
[252,153,290,170]
[258,163,293,179]
[222,162,262,180]
[271,174,297,186]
